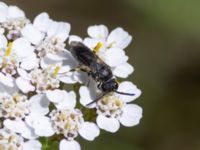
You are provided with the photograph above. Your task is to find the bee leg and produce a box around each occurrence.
[58,65,90,76]
[79,65,91,73]
[57,67,80,75]
[86,92,107,107]
[97,82,102,90]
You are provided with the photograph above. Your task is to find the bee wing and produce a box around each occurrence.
[70,41,96,67]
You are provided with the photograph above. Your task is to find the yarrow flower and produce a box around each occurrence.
[0,128,41,150]
[16,67,60,93]
[21,12,71,67]
[0,92,29,120]
[47,89,100,149]
[0,2,143,150]
[2,88,52,139]
[0,35,38,87]
[0,2,29,40]
[79,81,142,133]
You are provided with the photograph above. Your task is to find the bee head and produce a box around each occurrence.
[101,79,135,96]
[101,79,119,92]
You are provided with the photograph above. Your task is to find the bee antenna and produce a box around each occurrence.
[115,90,135,96]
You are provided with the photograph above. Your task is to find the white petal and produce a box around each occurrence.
[79,122,100,141]
[83,37,99,49]
[4,119,26,133]
[58,74,77,84]
[0,2,8,22]
[4,119,38,139]
[55,51,70,61]
[59,65,71,73]
[47,21,70,42]
[12,37,34,58]
[46,89,65,103]
[21,24,45,45]
[47,90,76,109]
[56,91,76,110]
[33,12,50,32]
[46,53,65,61]
[72,71,88,84]
[26,115,55,137]
[0,72,14,87]
[61,51,78,68]
[0,28,4,34]
[29,94,49,115]
[8,6,25,19]
[17,68,30,80]
[87,25,108,39]
[96,114,120,133]
[0,2,7,10]
[107,27,132,49]
[0,82,18,95]
[120,104,143,127]
[79,86,96,108]
[53,66,76,83]
[0,34,7,49]
[40,57,62,69]
[23,140,42,150]
[104,47,128,67]
[59,140,80,150]
[68,35,82,44]
[16,77,35,93]
[117,81,141,103]
[20,55,39,70]
[113,62,134,78]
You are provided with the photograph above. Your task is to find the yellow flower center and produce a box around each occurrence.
[13,93,20,103]
[115,99,123,107]
[97,93,124,118]
[65,122,72,130]
[58,113,66,121]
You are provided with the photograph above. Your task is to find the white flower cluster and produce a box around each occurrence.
[0,2,142,150]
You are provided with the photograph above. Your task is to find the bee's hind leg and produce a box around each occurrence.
[57,67,80,76]
[58,65,90,76]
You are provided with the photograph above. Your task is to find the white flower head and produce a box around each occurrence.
[87,26,134,78]
[50,108,84,140]
[0,2,142,150]
[29,67,60,93]
[50,108,100,150]
[47,89,100,150]
[0,128,42,150]
[1,83,51,139]
[3,93,52,139]
[0,128,24,150]
[0,92,30,120]
[0,2,29,40]
[16,64,80,95]
[16,66,62,94]
[22,12,71,62]
[0,35,39,87]
[80,81,142,133]
[87,25,132,49]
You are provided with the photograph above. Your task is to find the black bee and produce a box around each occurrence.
[69,41,134,105]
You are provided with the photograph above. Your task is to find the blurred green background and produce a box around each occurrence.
[3,0,200,150]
